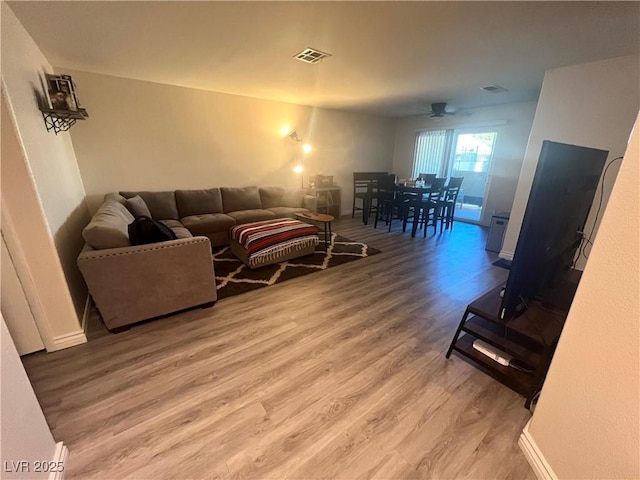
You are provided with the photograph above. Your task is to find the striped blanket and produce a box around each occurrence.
[230,219,319,267]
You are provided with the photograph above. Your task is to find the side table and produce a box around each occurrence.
[294,212,334,251]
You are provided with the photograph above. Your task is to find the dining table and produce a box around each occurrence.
[368,182,440,237]
[394,184,439,237]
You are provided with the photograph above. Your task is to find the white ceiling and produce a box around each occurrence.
[8,1,640,117]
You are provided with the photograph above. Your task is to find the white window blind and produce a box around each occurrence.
[412,130,448,179]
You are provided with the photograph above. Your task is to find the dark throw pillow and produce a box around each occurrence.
[126,195,152,218]
[128,216,178,246]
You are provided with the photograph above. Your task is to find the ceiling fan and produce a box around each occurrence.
[428,102,456,118]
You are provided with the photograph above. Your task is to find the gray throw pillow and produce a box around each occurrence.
[126,195,152,218]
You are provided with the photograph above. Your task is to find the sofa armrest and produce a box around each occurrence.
[302,194,318,213]
[78,237,217,330]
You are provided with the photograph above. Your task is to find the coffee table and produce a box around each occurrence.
[295,212,335,251]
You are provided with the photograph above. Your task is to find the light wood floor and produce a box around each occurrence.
[22,217,534,480]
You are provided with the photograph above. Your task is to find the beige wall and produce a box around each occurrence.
[65,70,396,215]
[501,55,640,266]
[1,93,85,348]
[392,102,537,226]
[1,4,89,329]
[525,114,639,479]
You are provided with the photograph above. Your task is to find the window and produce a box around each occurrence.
[412,128,498,222]
[411,130,450,178]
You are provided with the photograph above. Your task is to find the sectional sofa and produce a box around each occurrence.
[78,186,317,331]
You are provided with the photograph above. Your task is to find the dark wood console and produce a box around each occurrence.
[446,284,569,408]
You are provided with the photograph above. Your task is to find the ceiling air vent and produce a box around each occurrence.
[293,47,332,64]
[481,84,508,93]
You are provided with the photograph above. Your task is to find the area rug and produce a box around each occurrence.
[213,234,381,299]
[492,258,512,270]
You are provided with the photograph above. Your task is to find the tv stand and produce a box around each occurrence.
[445,284,569,408]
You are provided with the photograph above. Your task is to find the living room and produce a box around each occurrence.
[1,2,639,479]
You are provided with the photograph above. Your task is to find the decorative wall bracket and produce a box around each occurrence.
[41,108,89,135]
[39,73,89,134]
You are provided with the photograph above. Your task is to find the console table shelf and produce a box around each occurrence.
[305,187,341,218]
[446,284,569,408]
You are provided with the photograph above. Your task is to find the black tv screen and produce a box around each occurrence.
[500,141,608,320]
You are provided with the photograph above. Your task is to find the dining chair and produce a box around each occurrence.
[436,176,464,232]
[401,178,446,237]
[420,177,447,236]
[373,174,405,231]
[352,172,388,224]
[418,173,437,184]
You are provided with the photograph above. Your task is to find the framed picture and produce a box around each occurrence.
[45,74,77,111]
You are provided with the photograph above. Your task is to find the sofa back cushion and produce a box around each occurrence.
[82,199,134,249]
[221,186,262,212]
[259,186,285,208]
[120,191,179,220]
[282,189,305,208]
[125,195,152,218]
[176,188,223,217]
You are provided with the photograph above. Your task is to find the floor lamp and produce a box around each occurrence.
[286,128,312,189]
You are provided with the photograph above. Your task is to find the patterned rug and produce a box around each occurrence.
[213,234,381,299]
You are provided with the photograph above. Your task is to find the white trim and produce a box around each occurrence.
[81,294,91,333]
[519,420,558,480]
[52,329,87,350]
[499,248,514,261]
[48,442,68,480]
[414,119,508,134]
[0,205,57,351]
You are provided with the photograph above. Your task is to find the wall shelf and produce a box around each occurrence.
[40,108,88,135]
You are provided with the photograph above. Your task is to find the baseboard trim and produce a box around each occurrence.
[499,249,514,261]
[48,442,68,480]
[519,420,557,480]
[52,329,87,351]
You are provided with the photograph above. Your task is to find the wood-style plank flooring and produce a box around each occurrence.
[22,217,534,479]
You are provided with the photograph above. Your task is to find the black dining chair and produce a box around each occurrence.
[436,176,464,232]
[401,178,446,237]
[418,173,437,184]
[373,174,405,231]
[352,172,388,224]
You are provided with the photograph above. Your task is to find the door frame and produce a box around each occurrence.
[448,126,500,224]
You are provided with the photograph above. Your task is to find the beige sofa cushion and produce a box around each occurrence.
[176,188,223,217]
[125,195,152,218]
[159,220,193,239]
[181,213,236,236]
[266,207,309,218]
[221,187,262,213]
[120,191,179,220]
[259,186,285,208]
[282,189,305,208]
[259,187,305,208]
[82,199,134,249]
[227,209,276,224]
[104,192,127,205]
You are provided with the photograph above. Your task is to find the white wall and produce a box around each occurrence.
[0,314,60,479]
[1,4,89,342]
[64,70,396,215]
[501,55,640,266]
[1,94,85,350]
[392,102,537,225]
[524,114,639,479]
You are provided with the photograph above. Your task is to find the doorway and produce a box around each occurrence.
[412,127,498,223]
[448,129,498,222]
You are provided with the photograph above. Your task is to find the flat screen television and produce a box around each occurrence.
[500,141,608,320]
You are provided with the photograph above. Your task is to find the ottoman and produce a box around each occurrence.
[230,218,319,269]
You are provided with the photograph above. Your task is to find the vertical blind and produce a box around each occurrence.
[412,130,448,179]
